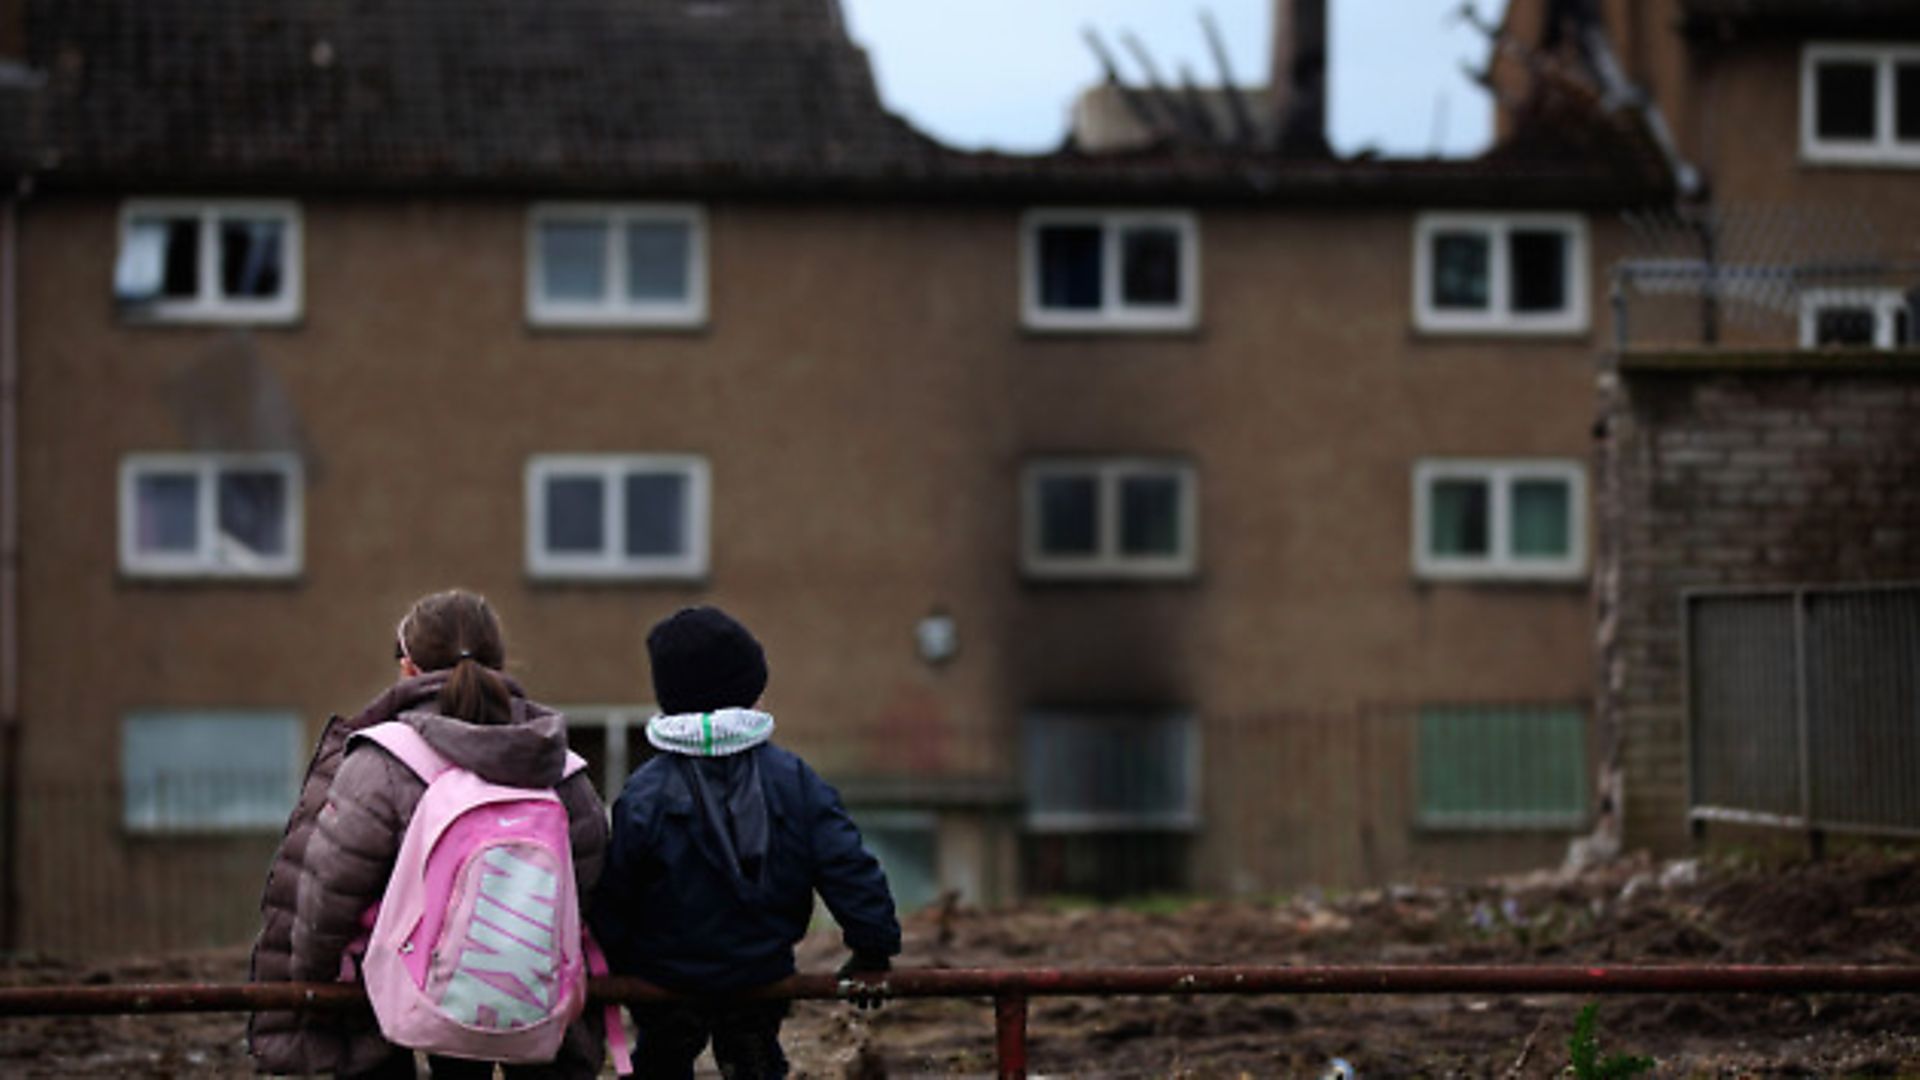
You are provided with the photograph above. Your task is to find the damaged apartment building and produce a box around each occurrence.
[0,0,1686,955]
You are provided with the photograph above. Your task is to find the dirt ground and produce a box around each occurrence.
[4,850,1920,1077]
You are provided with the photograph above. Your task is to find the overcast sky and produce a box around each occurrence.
[838,0,1509,158]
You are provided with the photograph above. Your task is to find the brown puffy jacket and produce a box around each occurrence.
[248,675,608,1075]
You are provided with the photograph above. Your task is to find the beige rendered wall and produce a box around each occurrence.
[16,194,1617,948]
[1686,37,1920,221]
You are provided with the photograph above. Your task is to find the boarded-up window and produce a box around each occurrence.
[1416,705,1589,829]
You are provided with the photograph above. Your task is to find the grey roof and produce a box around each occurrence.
[24,0,943,189]
[1680,0,1920,35]
[11,0,1672,206]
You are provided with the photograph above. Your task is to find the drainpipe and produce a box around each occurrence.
[2,183,21,952]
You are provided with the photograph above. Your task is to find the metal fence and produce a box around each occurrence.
[1687,582,1920,839]
[1613,204,1920,352]
[6,702,1598,958]
[8,965,1920,1080]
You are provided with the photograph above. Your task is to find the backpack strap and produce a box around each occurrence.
[350,721,453,784]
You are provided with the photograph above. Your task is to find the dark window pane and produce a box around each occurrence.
[1024,712,1195,823]
[217,469,288,557]
[161,219,199,298]
[624,471,687,557]
[1815,305,1876,346]
[1119,226,1181,307]
[540,222,607,302]
[544,475,605,553]
[1899,63,1920,141]
[1896,306,1911,345]
[1429,478,1490,557]
[1816,60,1876,141]
[219,219,284,299]
[1037,225,1103,310]
[625,221,690,302]
[1511,479,1571,558]
[1431,232,1489,310]
[1509,229,1568,313]
[1037,474,1099,556]
[135,473,200,553]
[1119,473,1182,556]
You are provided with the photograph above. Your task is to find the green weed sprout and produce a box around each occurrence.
[1568,1002,1655,1080]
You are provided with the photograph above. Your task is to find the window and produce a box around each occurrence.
[1799,288,1913,349]
[527,204,706,327]
[1021,210,1199,331]
[1024,710,1199,832]
[1802,44,1920,166]
[526,455,709,580]
[851,810,940,912]
[562,705,656,801]
[1412,212,1588,334]
[118,453,303,578]
[114,200,302,323]
[122,710,303,832]
[1416,704,1588,829]
[1413,459,1586,581]
[1022,458,1198,580]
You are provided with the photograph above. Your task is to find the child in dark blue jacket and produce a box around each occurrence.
[590,606,900,1080]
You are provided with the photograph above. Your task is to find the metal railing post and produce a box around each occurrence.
[994,991,1028,1079]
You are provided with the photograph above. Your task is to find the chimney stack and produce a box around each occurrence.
[1269,0,1329,155]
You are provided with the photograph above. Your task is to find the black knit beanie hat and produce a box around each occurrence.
[647,606,769,715]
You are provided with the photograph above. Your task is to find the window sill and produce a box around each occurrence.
[117,309,304,330]
[1800,149,1920,169]
[1020,321,1204,341]
[117,571,305,588]
[1022,568,1201,587]
[525,573,711,590]
[1413,814,1588,833]
[1409,322,1592,343]
[524,316,711,336]
[123,824,287,841]
[1412,573,1589,591]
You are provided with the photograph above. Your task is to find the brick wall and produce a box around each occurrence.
[1598,357,1920,853]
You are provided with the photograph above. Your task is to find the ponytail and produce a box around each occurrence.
[438,656,514,727]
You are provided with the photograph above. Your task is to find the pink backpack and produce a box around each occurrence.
[345,722,594,1064]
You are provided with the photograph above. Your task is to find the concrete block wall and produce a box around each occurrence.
[1600,360,1920,852]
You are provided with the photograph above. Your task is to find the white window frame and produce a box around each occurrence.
[1413,458,1587,582]
[526,203,708,328]
[118,452,304,579]
[115,199,303,324]
[1801,43,1920,167]
[1798,287,1912,348]
[1023,709,1201,833]
[1412,212,1589,335]
[525,454,710,581]
[122,709,304,834]
[1021,457,1199,580]
[562,704,656,801]
[1020,208,1201,332]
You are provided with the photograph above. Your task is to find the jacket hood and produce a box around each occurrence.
[398,695,571,788]
[646,708,775,758]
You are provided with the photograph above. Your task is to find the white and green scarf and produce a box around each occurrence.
[645,708,775,758]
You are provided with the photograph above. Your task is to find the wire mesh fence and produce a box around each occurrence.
[6,702,1603,959]
[1615,204,1920,352]
[1687,582,1920,838]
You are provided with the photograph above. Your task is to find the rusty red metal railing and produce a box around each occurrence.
[4,965,1920,1078]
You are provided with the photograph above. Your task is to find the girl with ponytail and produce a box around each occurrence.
[250,590,609,1079]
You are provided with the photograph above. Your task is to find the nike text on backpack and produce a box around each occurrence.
[343,722,595,1064]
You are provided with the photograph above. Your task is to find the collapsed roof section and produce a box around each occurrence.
[5,0,1675,207]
